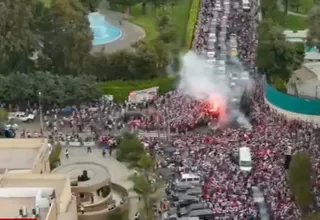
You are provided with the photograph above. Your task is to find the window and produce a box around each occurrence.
[240,161,251,167]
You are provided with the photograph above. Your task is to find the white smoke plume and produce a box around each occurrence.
[177,51,252,130]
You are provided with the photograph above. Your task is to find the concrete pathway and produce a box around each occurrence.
[91,10,146,54]
[59,147,139,220]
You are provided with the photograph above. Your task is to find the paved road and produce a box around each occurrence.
[59,147,139,220]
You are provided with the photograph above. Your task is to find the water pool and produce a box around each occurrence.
[88,12,122,45]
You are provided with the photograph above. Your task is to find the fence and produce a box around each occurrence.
[264,83,320,115]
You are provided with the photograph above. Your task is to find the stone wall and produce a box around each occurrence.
[78,183,129,220]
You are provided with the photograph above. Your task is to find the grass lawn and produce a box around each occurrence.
[130,0,192,44]
[289,0,314,14]
[284,14,308,30]
[274,10,308,30]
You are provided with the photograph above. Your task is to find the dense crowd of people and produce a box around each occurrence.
[133,0,320,219]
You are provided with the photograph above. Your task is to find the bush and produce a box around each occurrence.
[98,76,177,101]
[185,0,200,50]
[49,144,62,170]
[0,108,8,122]
[270,75,287,92]
[288,152,313,213]
[116,134,145,164]
[107,209,129,220]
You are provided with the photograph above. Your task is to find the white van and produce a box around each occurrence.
[178,173,201,184]
[239,147,252,172]
[8,112,35,122]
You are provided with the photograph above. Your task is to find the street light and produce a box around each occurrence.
[315,85,320,99]
[38,92,44,136]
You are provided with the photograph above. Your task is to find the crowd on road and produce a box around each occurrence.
[134,0,320,220]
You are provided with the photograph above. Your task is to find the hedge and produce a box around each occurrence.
[49,144,62,170]
[98,76,177,101]
[185,0,201,50]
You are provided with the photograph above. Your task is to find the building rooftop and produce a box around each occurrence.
[305,52,320,61]
[0,197,49,219]
[288,63,320,98]
[0,139,46,173]
[0,173,72,213]
[283,29,307,39]
[294,66,317,82]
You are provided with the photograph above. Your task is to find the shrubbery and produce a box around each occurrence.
[116,133,154,170]
[49,144,62,170]
[185,0,200,50]
[98,76,177,101]
[288,152,313,214]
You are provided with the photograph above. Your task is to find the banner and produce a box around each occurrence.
[102,95,114,101]
[128,87,159,103]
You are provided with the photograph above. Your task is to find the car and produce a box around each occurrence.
[178,203,208,217]
[4,123,18,130]
[8,112,35,122]
[177,195,200,208]
[188,209,214,219]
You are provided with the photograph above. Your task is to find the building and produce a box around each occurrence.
[283,30,308,42]
[283,29,320,62]
[0,138,51,174]
[287,62,320,98]
[0,172,77,220]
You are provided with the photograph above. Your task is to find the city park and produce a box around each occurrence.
[2,0,320,219]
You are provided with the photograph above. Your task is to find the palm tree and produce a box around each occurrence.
[129,174,162,220]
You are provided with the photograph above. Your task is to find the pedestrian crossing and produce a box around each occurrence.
[138,131,167,138]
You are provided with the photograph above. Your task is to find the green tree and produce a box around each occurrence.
[108,0,139,14]
[133,40,168,74]
[307,5,320,46]
[289,0,302,12]
[107,210,129,220]
[116,133,145,164]
[0,72,101,108]
[288,152,313,214]
[138,153,155,171]
[292,42,305,70]
[49,0,93,75]
[0,0,39,74]
[0,108,8,123]
[261,0,278,18]
[79,0,101,12]
[130,174,161,220]
[256,24,298,82]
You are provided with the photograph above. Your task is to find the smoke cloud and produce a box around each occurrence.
[177,51,252,130]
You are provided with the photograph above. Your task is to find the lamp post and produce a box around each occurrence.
[39,92,44,136]
[315,85,320,99]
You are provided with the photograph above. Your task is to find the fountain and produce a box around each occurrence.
[87,12,122,45]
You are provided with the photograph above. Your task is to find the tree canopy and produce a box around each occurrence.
[0,0,39,74]
[0,72,101,108]
[307,5,320,47]
[288,152,313,214]
[0,0,183,105]
[256,3,305,87]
